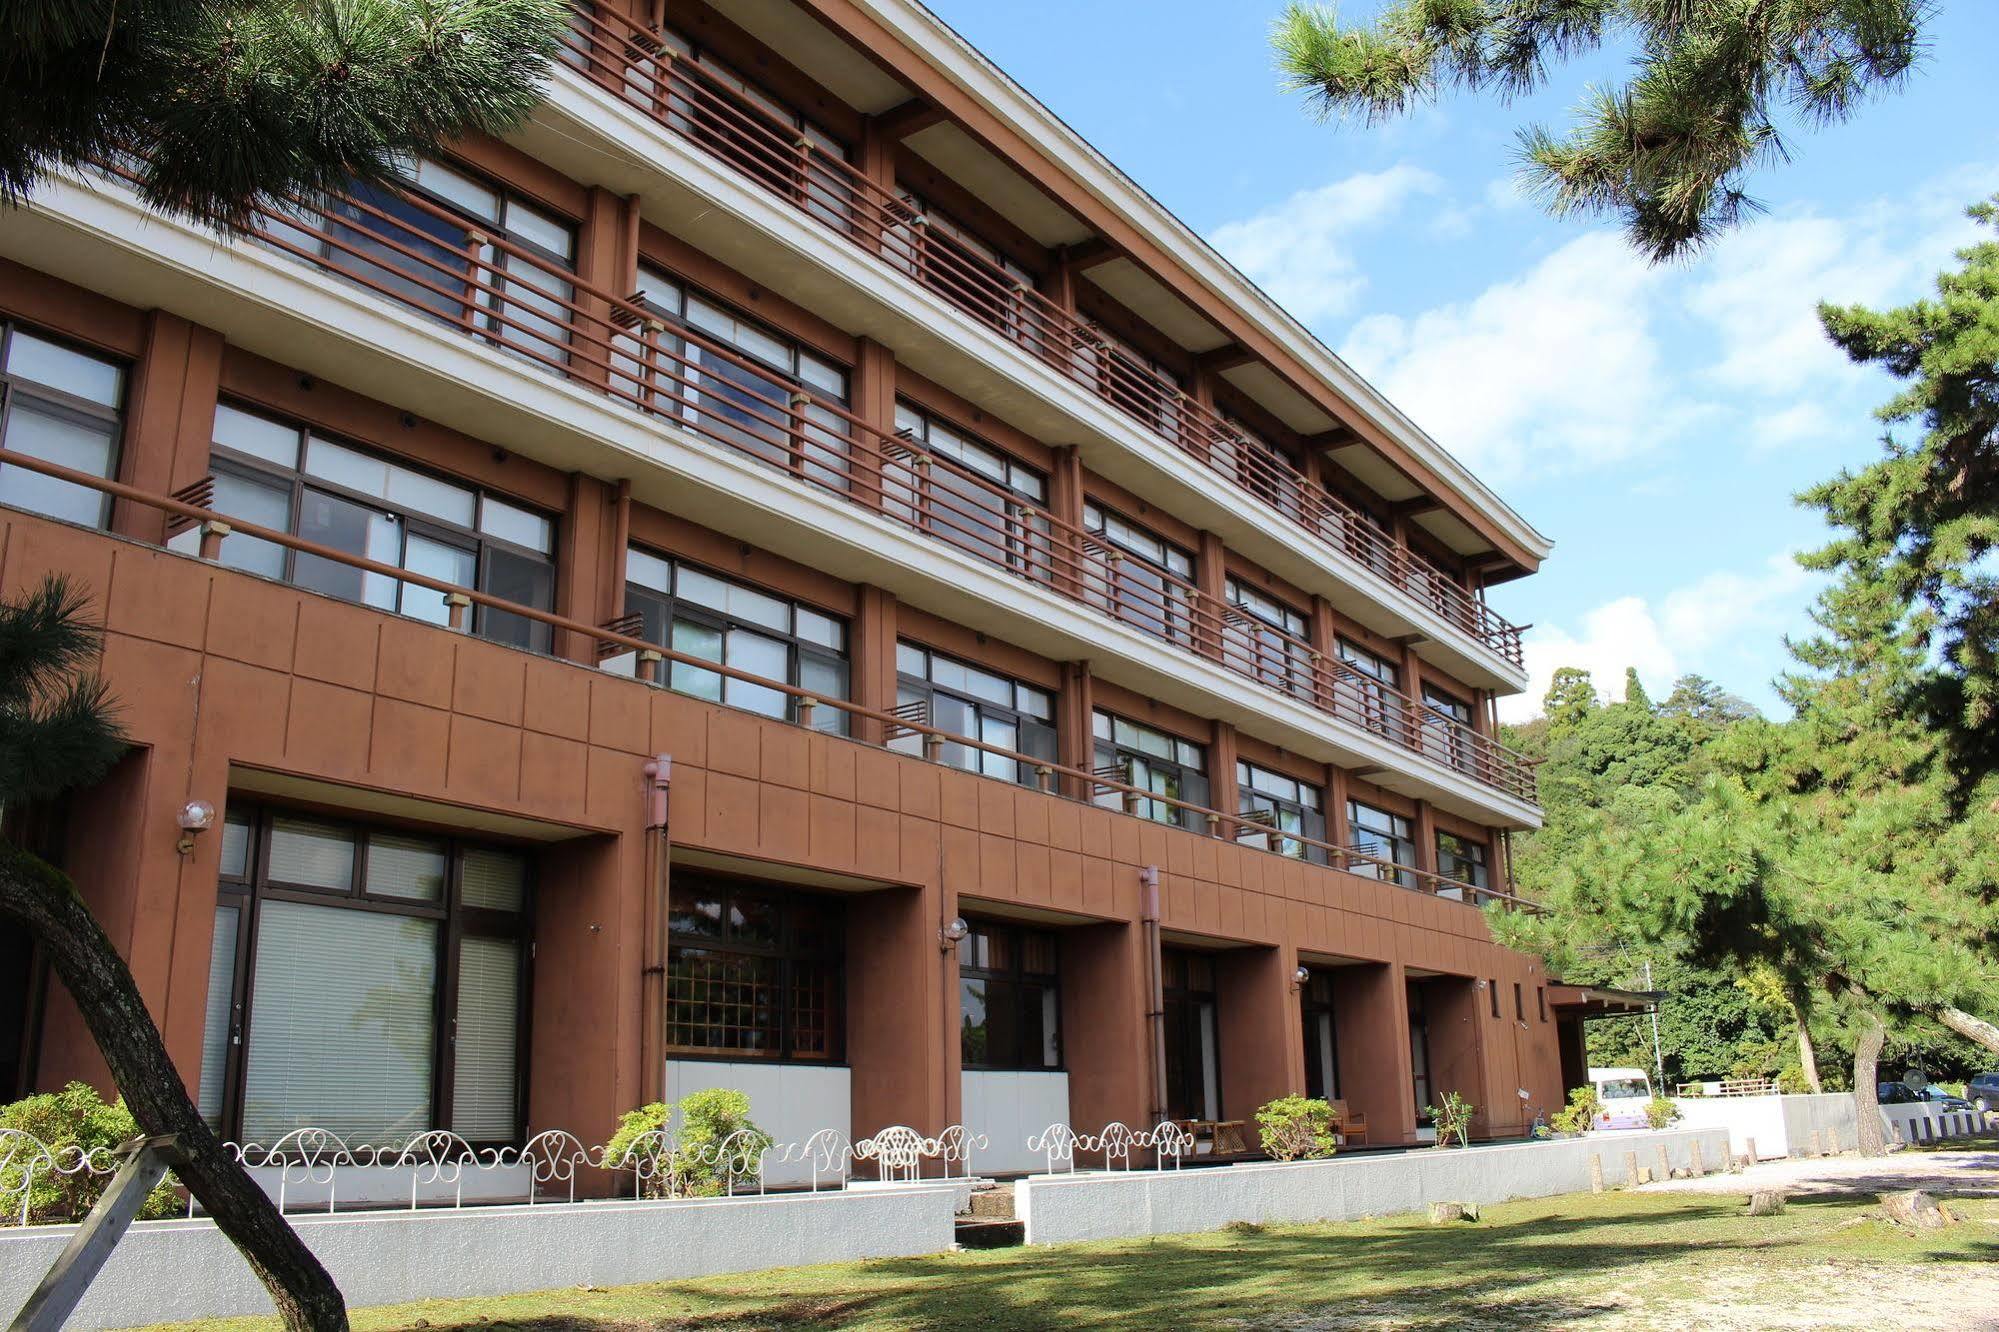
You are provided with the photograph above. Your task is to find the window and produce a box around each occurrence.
[1236,760,1326,862]
[889,403,1051,580]
[666,874,844,1061]
[0,323,124,529]
[1338,639,1405,737]
[1489,979,1501,1019]
[1514,982,1525,1022]
[1216,415,1306,524]
[958,920,1060,1070]
[630,266,850,491]
[1162,949,1219,1121]
[1421,684,1474,772]
[1434,831,1490,903]
[1224,578,1314,698]
[1346,799,1416,887]
[1088,327,1184,442]
[1537,986,1547,1023]
[200,403,556,652]
[287,156,576,366]
[1083,503,1196,647]
[623,547,848,734]
[198,806,531,1145]
[1093,710,1207,830]
[1408,981,1433,1123]
[1301,970,1340,1101]
[888,189,1038,342]
[894,642,1056,785]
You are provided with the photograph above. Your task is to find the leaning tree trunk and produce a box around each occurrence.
[1796,1018,1822,1094]
[1935,1005,1999,1056]
[0,844,348,1331]
[1852,1009,1887,1158]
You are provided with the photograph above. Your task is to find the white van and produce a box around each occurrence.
[1589,1066,1654,1130]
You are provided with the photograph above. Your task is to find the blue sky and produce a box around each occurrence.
[922,1,1998,720]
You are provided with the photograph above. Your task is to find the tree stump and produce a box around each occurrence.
[1747,1190,1787,1216]
[1428,1201,1479,1224]
[1881,1190,1956,1230]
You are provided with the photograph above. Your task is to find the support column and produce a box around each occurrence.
[114,312,222,543]
[1413,800,1439,877]
[1332,961,1418,1146]
[1060,918,1147,1132]
[851,586,898,746]
[1056,660,1096,800]
[1422,977,1491,1138]
[555,473,619,664]
[1325,763,1352,852]
[1195,530,1226,662]
[1215,946,1289,1122]
[574,187,628,387]
[847,883,947,1139]
[852,338,895,510]
[1048,445,1085,599]
[1206,721,1240,841]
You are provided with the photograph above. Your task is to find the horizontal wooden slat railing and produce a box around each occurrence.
[82,149,1535,803]
[0,444,1536,910]
[557,1,1527,669]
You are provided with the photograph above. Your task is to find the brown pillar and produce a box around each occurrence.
[1195,530,1226,662]
[555,473,618,664]
[1206,720,1239,840]
[529,832,633,1172]
[1325,763,1352,854]
[852,338,895,510]
[847,884,946,1138]
[1049,445,1085,599]
[1060,918,1146,1132]
[573,187,628,387]
[851,586,897,746]
[1332,961,1418,1146]
[1215,945,1289,1122]
[1422,976,1491,1137]
[1056,660,1095,799]
[114,312,222,542]
[1413,800,1439,877]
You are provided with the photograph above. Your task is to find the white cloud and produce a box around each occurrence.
[1208,165,1442,323]
[1339,231,1673,480]
[1501,553,1815,723]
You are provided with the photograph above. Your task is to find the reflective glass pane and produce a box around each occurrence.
[212,404,300,467]
[267,816,354,889]
[400,532,477,629]
[0,401,116,527]
[365,833,446,902]
[384,464,475,527]
[461,848,528,911]
[479,497,552,554]
[212,469,291,579]
[294,489,399,610]
[5,331,122,406]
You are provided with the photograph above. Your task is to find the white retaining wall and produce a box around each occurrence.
[0,1187,955,1331]
[1671,1092,1987,1159]
[1882,1102,1986,1144]
[666,1059,850,1187]
[961,1071,1070,1176]
[1014,1127,1730,1245]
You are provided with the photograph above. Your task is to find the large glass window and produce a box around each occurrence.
[1338,639,1406,738]
[1224,578,1314,698]
[1236,760,1326,862]
[887,189,1039,343]
[1301,970,1340,1102]
[1434,831,1490,902]
[1088,327,1184,442]
[200,403,556,652]
[198,806,530,1145]
[1421,684,1474,773]
[1346,799,1417,887]
[1093,710,1207,830]
[889,403,1051,581]
[957,920,1060,1071]
[1083,502,1196,647]
[893,642,1056,785]
[1216,415,1306,524]
[630,266,850,492]
[666,874,844,1061]
[1162,949,1219,1121]
[0,323,125,529]
[622,547,849,734]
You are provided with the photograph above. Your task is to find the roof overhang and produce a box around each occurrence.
[1548,984,1667,1018]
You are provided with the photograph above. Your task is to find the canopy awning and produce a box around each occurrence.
[1547,984,1666,1018]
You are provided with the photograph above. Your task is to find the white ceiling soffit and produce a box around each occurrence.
[1416,507,1485,557]
[1083,257,1229,354]
[1326,442,1421,502]
[229,767,606,842]
[856,0,1551,562]
[708,0,912,114]
[1220,360,1337,435]
[903,121,1096,247]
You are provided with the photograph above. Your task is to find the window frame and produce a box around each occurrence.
[1092,709,1208,831]
[890,401,1052,582]
[1161,948,1221,1121]
[204,803,534,1147]
[1235,758,1326,863]
[1346,798,1417,887]
[1082,501,1198,648]
[205,401,558,652]
[1337,638,1406,736]
[0,321,127,531]
[894,641,1056,786]
[665,872,846,1064]
[1301,970,1341,1102]
[1434,829,1491,901]
[1223,577,1315,699]
[956,918,1063,1072]
[1420,683,1475,772]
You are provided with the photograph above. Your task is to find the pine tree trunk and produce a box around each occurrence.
[1852,1010,1887,1158]
[1796,1018,1822,1094]
[1935,1005,1999,1055]
[0,844,349,1331]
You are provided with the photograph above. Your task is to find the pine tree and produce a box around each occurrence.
[3,0,566,228]
[1270,1,1928,261]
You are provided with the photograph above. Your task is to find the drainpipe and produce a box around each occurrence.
[640,755,672,1103]
[1140,866,1166,1126]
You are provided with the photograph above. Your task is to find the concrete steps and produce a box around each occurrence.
[955,1182,1022,1248]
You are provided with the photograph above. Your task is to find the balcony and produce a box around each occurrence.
[0,454,1536,910]
[539,5,1528,683]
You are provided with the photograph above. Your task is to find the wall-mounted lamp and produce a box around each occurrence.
[1474,978,1489,991]
[175,800,215,855]
[1290,965,1310,992]
[940,917,970,951]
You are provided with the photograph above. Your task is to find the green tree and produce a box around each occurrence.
[1270,1,1927,260]
[1801,197,1999,795]
[0,580,346,1329]
[3,0,565,227]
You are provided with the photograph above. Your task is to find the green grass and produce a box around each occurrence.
[140,1189,1999,1332]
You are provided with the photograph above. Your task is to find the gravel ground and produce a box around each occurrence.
[1638,1145,1999,1197]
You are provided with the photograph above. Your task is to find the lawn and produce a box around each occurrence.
[139,1188,1999,1332]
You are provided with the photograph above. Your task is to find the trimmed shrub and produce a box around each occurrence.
[1426,1091,1475,1148]
[1548,1086,1601,1136]
[1645,1095,1680,1129]
[601,1092,773,1199]
[1254,1095,1338,1161]
[0,1082,179,1224]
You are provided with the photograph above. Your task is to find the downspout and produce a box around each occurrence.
[1140,866,1166,1126]
[640,755,672,1104]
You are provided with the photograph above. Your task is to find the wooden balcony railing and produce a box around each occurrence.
[557,1,1527,670]
[84,149,1536,804]
[0,443,1536,910]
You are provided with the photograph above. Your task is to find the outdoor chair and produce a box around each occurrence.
[1328,1099,1368,1145]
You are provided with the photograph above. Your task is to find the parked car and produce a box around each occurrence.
[1875,1082,1923,1104]
[1969,1073,1999,1114]
[1918,1086,1975,1112]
